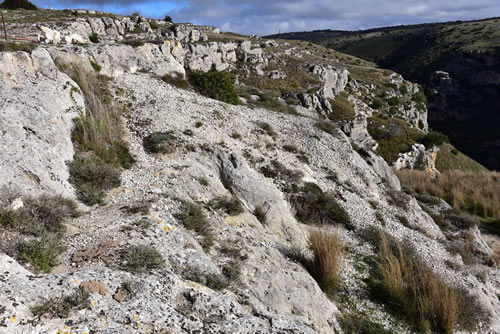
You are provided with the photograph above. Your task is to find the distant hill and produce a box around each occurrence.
[268,18,500,170]
[0,0,37,10]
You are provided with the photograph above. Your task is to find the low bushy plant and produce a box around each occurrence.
[143,131,178,154]
[31,287,90,318]
[68,154,121,206]
[121,245,164,273]
[209,196,244,216]
[188,66,239,105]
[289,183,352,228]
[176,202,214,250]
[18,234,65,273]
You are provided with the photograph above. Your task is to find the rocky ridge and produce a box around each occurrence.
[0,9,499,334]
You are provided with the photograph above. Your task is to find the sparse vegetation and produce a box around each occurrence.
[369,231,476,334]
[436,143,487,172]
[188,66,239,105]
[340,312,396,334]
[176,202,214,250]
[209,196,244,216]
[120,245,164,273]
[121,39,145,47]
[396,169,500,221]
[18,234,65,274]
[89,32,100,43]
[143,131,178,154]
[256,122,277,138]
[316,120,337,136]
[289,183,352,228]
[0,41,37,53]
[292,228,343,297]
[260,160,303,184]
[68,154,121,206]
[161,74,190,89]
[328,93,356,121]
[31,287,90,319]
[55,57,134,205]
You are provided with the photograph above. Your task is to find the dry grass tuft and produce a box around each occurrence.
[307,228,343,297]
[376,231,461,333]
[395,169,500,220]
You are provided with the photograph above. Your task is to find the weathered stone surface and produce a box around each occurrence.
[0,48,82,198]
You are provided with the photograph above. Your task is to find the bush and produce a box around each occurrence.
[0,41,37,53]
[121,245,165,273]
[289,183,352,228]
[209,196,244,216]
[0,0,37,10]
[121,39,145,47]
[256,122,277,138]
[161,74,190,89]
[176,202,214,250]
[143,131,178,154]
[164,15,173,23]
[369,231,473,334]
[31,287,90,319]
[341,312,396,334]
[188,66,239,105]
[90,61,101,72]
[89,32,100,43]
[68,154,121,206]
[419,129,449,148]
[18,234,65,273]
[1,195,79,237]
[368,116,423,163]
[370,98,384,110]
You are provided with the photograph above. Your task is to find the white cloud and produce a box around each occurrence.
[33,0,500,35]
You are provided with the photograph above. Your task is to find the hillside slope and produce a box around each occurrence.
[268,18,500,170]
[0,9,499,334]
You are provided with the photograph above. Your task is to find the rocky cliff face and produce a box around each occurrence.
[0,9,499,334]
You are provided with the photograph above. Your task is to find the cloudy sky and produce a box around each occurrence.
[30,0,500,35]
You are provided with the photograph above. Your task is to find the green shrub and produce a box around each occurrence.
[161,74,190,89]
[121,39,145,47]
[370,98,384,110]
[68,154,121,206]
[149,22,159,30]
[289,183,352,228]
[419,129,449,148]
[121,245,165,273]
[0,0,37,10]
[368,116,423,163]
[90,61,101,72]
[176,202,214,250]
[0,41,37,53]
[188,66,239,105]
[399,85,408,95]
[341,313,396,334]
[143,131,178,154]
[164,15,173,23]
[18,234,64,273]
[260,160,303,184]
[386,96,400,107]
[31,287,90,319]
[209,196,244,216]
[89,32,100,43]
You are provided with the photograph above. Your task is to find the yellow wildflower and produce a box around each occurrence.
[9,316,16,322]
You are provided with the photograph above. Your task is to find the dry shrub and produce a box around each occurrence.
[395,169,500,220]
[308,228,343,297]
[376,232,461,333]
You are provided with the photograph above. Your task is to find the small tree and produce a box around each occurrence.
[164,15,173,23]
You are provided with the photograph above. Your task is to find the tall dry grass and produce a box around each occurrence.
[377,232,460,333]
[54,56,133,168]
[308,228,344,297]
[395,169,500,219]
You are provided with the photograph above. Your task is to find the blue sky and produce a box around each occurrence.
[30,0,500,35]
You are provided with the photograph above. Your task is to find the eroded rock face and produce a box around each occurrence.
[394,143,439,172]
[0,48,82,198]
